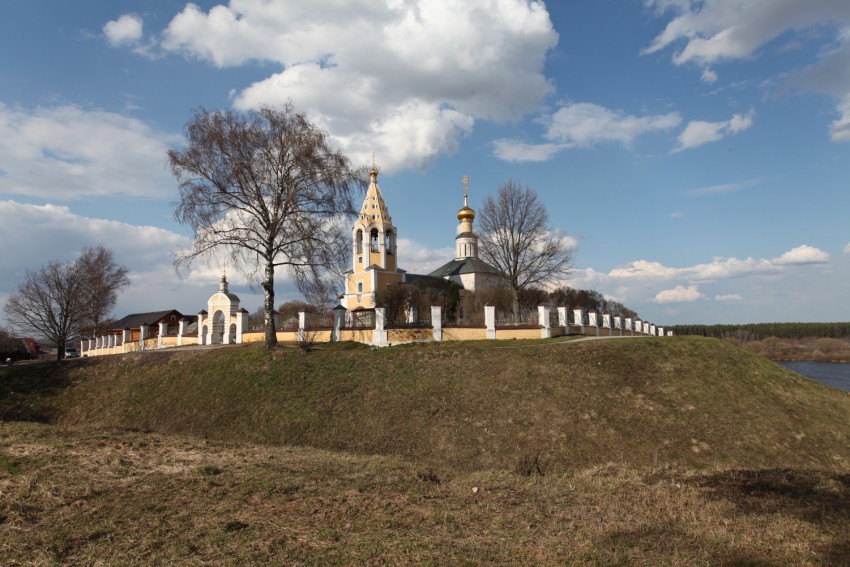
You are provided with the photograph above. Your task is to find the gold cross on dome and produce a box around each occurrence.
[461,175,470,199]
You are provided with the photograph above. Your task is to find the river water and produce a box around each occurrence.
[776,361,850,393]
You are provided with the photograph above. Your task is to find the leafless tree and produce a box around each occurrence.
[4,246,130,359]
[478,180,574,321]
[4,260,84,360]
[76,245,130,336]
[168,103,365,348]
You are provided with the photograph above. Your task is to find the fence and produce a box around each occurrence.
[83,304,672,356]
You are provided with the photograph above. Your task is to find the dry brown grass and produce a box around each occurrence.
[1,421,849,565]
[3,337,850,475]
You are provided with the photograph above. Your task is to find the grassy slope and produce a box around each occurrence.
[3,336,850,473]
[1,421,849,565]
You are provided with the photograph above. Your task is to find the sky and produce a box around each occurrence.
[1,0,849,327]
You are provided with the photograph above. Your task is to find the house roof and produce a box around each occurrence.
[428,257,501,279]
[404,273,455,291]
[110,310,183,330]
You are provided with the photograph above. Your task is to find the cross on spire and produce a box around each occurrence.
[461,174,470,205]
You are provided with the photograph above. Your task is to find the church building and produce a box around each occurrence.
[342,168,502,313]
[343,165,405,311]
[427,175,502,291]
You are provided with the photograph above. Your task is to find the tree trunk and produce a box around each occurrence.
[263,258,278,348]
[511,287,520,324]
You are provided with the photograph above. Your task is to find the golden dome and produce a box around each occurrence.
[457,205,475,221]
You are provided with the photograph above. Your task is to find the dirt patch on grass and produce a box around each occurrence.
[1,422,848,565]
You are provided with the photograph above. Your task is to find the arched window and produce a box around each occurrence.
[370,229,379,252]
[385,229,395,255]
[355,229,363,254]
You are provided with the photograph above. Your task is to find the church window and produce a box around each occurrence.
[355,229,363,254]
[370,229,379,252]
[357,282,363,293]
[385,230,395,255]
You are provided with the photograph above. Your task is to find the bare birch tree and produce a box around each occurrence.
[168,103,364,348]
[76,245,130,336]
[4,260,84,360]
[478,180,574,321]
[3,246,130,359]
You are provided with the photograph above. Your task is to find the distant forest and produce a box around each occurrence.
[671,323,850,340]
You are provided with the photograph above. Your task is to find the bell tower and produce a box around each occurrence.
[455,174,479,260]
[343,164,404,310]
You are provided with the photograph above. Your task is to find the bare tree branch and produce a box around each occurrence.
[168,102,365,348]
[478,180,574,321]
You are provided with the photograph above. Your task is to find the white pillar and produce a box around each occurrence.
[588,311,599,337]
[373,307,388,347]
[658,327,664,337]
[557,306,567,327]
[158,321,167,348]
[485,305,496,339]
[177,318,189,346]
[139,325,149,351]
[573,308,585,335]
[122,330,131,353]
[298,311,307,343]
[538,305,551,338]
[602,313,612,331]
[235,310,244,344]
[198,312,206,345]
[633,319,641,336]
[431,305,443,342]
[332,307,345,342]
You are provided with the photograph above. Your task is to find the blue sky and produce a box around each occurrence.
[1,0,849,326]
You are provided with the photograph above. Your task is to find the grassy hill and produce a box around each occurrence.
[3,336,850,564]
[3,336,850,473]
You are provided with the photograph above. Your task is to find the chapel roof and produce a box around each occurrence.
[110,310,183,331]
[428,257,501,279]
[356,165,393,228]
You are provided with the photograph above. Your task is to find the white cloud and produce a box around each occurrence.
[609,244,830,281]
[700,67,718,84]
[684,177,765,197]
[773,244,830,265]
[143,0,558,172]
[0,103,178,200]
[492,139,561,162]
[396,238,454,274]
[654,284,706,303]
[845,241,850,254]
[830,95,850,141]
[644,0,850,65]
[493,102,681,162]
[674,109,754,152]
[0,200,270,325]
[546,102,681,148]
[715,293,742,302]
[645,1,850,142]
[104,14,143,46]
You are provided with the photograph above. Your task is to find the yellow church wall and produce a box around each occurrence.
[443,327,487,341]
[495,328,541,340]
[387,328,431,343]
[340,329,373,343]
[161,337,179,347]
[276,331,300,342]
[182,337,200,346]
[304,330,333,342]
[242,331,264,343]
